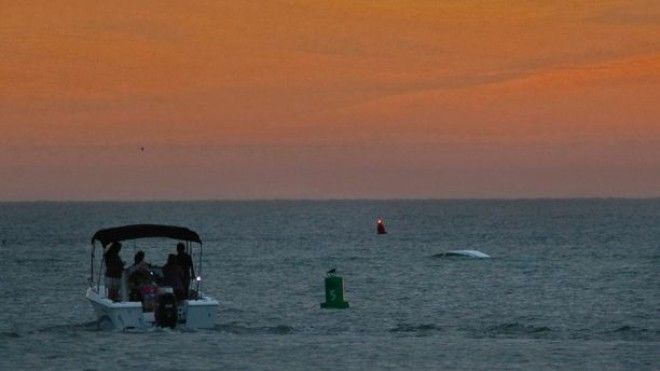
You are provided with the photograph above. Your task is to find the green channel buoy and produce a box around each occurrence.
[321,274,349,309]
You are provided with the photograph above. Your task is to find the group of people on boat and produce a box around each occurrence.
[104,242,195,303]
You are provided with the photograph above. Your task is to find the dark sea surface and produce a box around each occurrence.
[0,200,658,370]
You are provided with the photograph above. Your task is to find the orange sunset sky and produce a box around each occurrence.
[1,1,659,200]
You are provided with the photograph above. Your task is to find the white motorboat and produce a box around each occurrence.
[86,224,218,330]
[433,249,491,258]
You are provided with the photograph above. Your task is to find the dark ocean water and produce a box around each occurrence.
[0,200,658,370]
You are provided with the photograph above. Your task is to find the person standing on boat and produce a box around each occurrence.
[104,242,124,301]
[163,254,185,301]
[175,242,195,299]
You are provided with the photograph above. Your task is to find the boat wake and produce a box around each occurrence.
[389,323,442,334]
[2,321,100,338]
[483,322,552,336]
[214,322,294,335]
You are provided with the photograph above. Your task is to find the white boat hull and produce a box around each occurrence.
[86,286,218,330]
[433,249,491,258]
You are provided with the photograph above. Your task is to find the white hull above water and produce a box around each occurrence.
[86,286,218,330]
[434,250,491,258]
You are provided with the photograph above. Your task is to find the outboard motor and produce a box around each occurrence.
[155,291,178,328]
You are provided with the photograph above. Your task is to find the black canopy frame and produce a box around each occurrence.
[92,224,202,247]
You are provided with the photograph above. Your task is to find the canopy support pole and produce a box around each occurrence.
[90,242,95,286]
[198,242,203,294]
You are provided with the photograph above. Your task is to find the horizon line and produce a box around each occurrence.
[1,196,659,203]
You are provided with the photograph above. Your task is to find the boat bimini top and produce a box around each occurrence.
[91,224,202,246]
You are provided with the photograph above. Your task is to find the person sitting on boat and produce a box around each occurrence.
[104,242,124,301]
[162,254,185,301]
[126,250,152,301]
[175,242,195,299]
